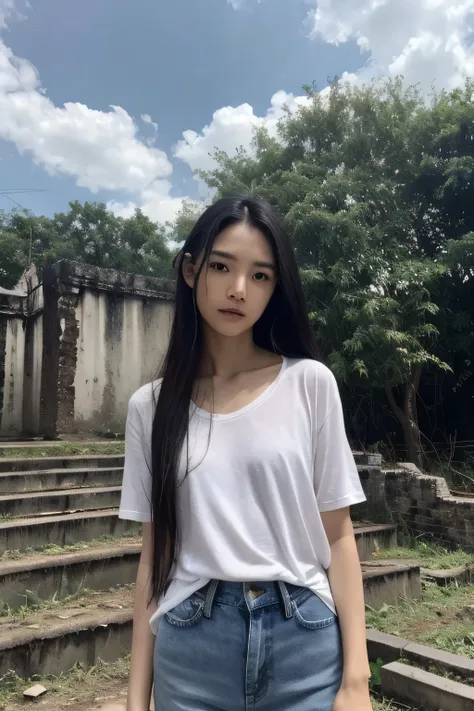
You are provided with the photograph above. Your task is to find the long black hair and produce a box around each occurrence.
[149,194,319,605]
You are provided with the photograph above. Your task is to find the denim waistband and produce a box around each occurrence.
[194,580,313,620]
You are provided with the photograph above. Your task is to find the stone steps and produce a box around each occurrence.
[0,585,134,679]
[352,452,382,467]
[0,509,394,557]
[353,523,397,560]
[361,563,421,609]
[0,466,123,494]
[0,525,399,610]
[0,553,423,683]
[0,509,141,554]
[0,485,122,518]
[0,454,124,474]
[0,448,403,692]
[381,661,474,711]
[0,542,141,609]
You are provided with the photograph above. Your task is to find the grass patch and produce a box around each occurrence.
[366,581,474,659]
[0,530,141,562]
[0,654,131,711]
[0,583,135,618]
[373,539,474,570]
[371,698,416,710]
[0,442,124,459]
[398,656,474,688]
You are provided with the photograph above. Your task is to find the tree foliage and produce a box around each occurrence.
[197,78,474,465]
[0,201,174,288]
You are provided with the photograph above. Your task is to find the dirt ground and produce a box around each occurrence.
[4,681,131,711]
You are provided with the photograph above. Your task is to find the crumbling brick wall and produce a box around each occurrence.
[359,462,474,551]
[0,318,7,423]
[56,284,80,434]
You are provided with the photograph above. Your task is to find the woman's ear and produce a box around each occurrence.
[182,253,196,288]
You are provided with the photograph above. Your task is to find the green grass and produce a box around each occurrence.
[0,441,124,459]
[0,655,131,711]
[0,582,135,618]
[366,581,474,659]
[0,529,141,562]
[374,539,474,570]
[371,699,415,710]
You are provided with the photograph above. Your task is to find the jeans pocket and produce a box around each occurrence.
[292,592,337,630]
[164,595,205,628]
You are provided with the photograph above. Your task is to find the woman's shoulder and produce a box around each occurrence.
[128,379,163,415]
[285,357,336,387]
[284,358,341,419]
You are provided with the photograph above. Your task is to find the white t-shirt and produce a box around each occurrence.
[119,357,366,635]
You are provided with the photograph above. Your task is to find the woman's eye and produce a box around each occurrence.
[209,262,229,272]
[254,272,269,282]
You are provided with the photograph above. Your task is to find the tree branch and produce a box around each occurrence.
[384,385,405,425]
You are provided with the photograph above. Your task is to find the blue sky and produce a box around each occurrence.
[1,0,473,224]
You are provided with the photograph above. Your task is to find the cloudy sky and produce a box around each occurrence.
[1,0,473,224]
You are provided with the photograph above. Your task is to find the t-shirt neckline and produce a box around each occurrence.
[192,357,288,422]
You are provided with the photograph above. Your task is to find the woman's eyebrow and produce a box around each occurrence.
[210,249,275,270]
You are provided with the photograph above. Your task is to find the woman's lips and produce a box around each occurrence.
[218,309,245,318]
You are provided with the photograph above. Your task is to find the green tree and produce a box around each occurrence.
[198,78,461,466]
[0,201,174,288]
[170,200,203,244]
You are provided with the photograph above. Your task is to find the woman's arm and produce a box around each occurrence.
[321,507,371,691]
[127,522,157,711]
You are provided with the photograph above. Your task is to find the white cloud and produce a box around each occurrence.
[308,0,474,92]
[173,0,474,188]
[0,0,15,28]
[175,90,311,178]
[0,0,180,223]
[3,0,474,231]
[141,113,158,132]
[0,41,173,192]
[107,180,187,225]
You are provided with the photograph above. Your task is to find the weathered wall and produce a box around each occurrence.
[0,317,7,430]
[359,463,474,551]
[56,283,81,434]
[22,268,44,436]
[22,314,43,435]
[0,317,25,435]
[72,289,173,433]
[1,261,174,438]
[40,267,60,439]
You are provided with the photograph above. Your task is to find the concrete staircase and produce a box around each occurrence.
[0,451,416,682]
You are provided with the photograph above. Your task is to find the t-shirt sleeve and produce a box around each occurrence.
[313,369,366,512]
[118,390,153,523]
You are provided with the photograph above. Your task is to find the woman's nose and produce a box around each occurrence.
[228,275,246,301]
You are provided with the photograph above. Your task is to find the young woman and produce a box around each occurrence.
[119,195,372,711]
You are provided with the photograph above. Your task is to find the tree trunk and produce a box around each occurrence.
[385,365,424,469]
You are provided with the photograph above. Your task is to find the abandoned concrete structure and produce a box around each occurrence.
[0,261,174,438]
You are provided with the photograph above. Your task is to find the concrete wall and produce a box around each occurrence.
[0,317,26,435]
[72,289,173,433]
[1,261,175,438]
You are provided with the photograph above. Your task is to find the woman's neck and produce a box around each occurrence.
[200,326,260,379]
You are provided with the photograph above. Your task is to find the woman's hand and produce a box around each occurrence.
[333,683,373,710]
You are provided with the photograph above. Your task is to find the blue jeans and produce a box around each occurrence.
[154,580,343,710]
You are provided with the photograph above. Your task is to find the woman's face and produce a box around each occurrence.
[184,221,277,338]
